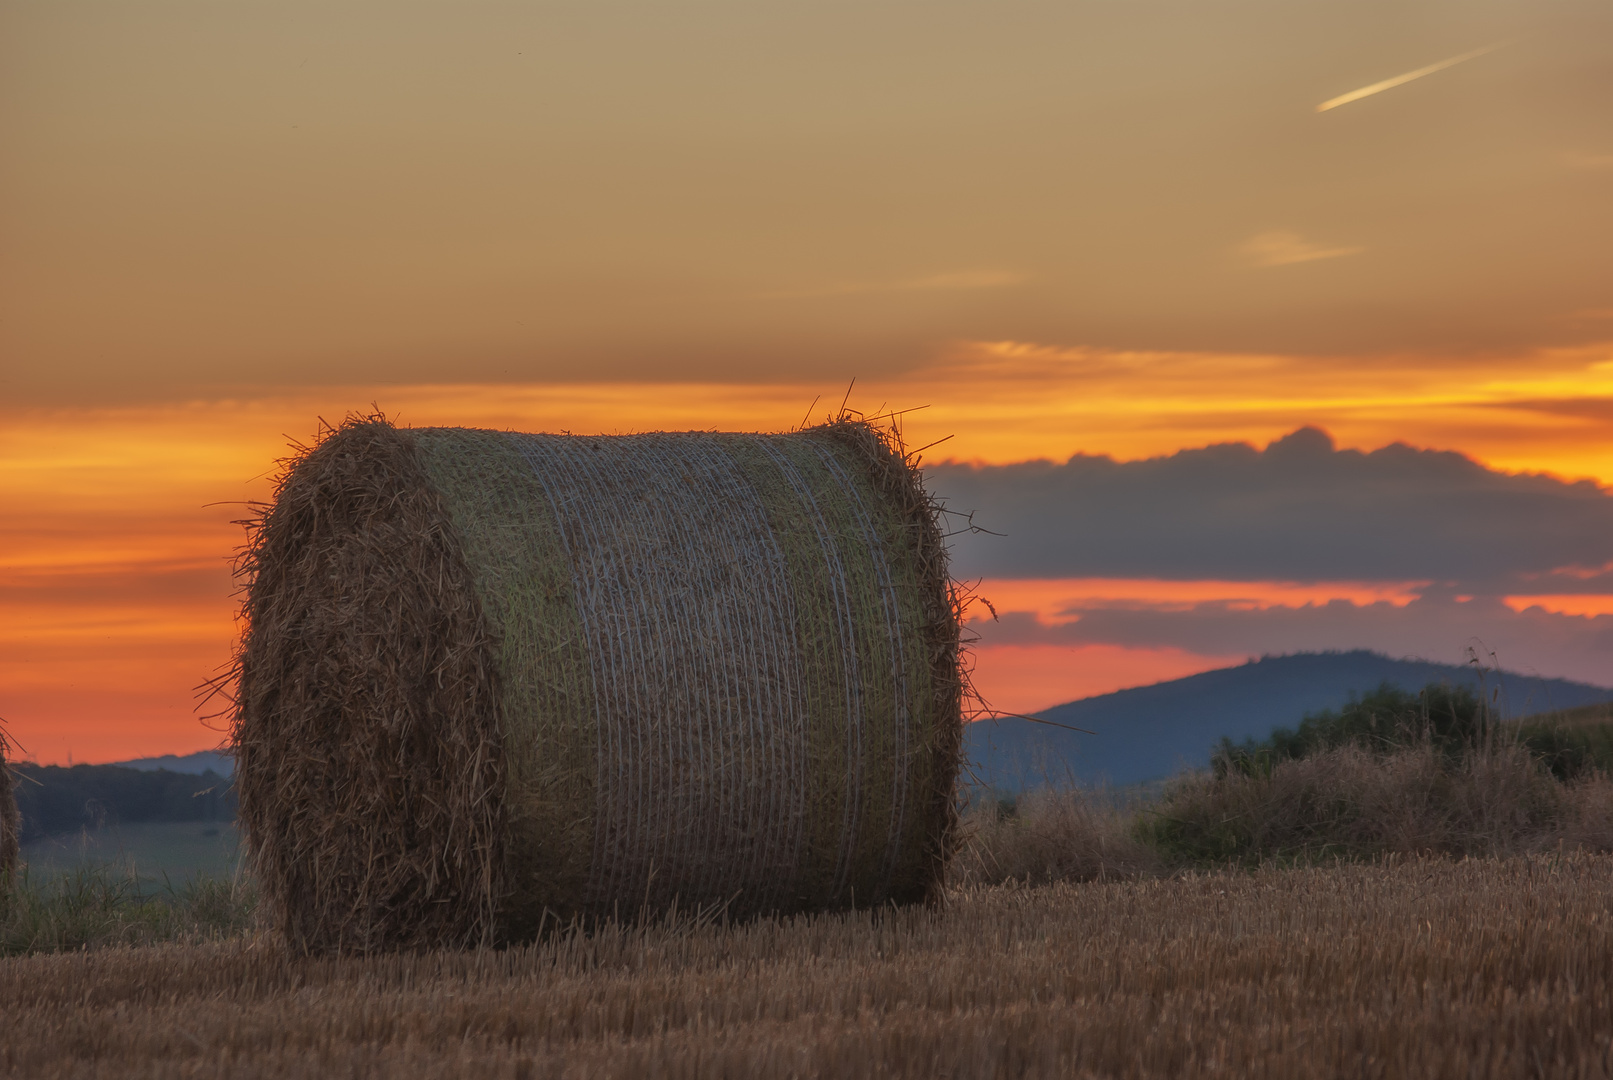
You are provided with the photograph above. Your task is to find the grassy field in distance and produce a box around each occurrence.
[18,821,241,887]
[3,854,1612,1078]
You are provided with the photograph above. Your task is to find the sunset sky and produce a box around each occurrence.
[4,0,1613,763]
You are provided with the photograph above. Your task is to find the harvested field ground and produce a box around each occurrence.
[5,854,1613,1078]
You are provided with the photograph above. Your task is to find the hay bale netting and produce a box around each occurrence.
[232,416,963,951]
[0,725,18,878]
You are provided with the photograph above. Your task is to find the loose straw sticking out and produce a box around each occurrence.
[0,722,18,877]
[230,414,964,953]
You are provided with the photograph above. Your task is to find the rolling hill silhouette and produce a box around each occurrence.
[965,650,1613,790]
[114,751,234,776]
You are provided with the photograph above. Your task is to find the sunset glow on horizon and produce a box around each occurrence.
[8,347,1613,762]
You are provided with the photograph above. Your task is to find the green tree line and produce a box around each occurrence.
[11,765,236,845]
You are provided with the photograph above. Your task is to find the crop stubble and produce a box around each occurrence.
[4,854,1612,1078]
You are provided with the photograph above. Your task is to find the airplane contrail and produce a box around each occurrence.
[1316,42,1505,113]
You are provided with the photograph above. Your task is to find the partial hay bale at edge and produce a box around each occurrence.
[231,416,964,952]
[0,723,18,877]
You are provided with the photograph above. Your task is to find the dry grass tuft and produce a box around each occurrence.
[0,723,17,878]
[953,788,1164,885]
[1559,769,1613,851]
[5,855,1613,1077]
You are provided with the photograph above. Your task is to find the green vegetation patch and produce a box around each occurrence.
[0,865,255,956]
[19,822,242,885]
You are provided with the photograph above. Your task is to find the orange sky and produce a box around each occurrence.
[5,0,1613,761]
[7,346,1613,761]
[7,1,1613,408]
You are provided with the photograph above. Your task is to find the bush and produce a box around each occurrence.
[957,733,1613,883]
[1149,739,1576,864]
[1214,682,1494,778]
[1513,711,1613,781]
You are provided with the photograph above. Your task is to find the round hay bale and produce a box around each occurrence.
[231,415,963,951]
[0,724,18,878]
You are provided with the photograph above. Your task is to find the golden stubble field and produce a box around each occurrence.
[4,854,1612,1079]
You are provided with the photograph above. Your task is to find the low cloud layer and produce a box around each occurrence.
[930,428,1613,586]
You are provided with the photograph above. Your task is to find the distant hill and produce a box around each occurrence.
[965,650,1613,791]
[114,751,233,776]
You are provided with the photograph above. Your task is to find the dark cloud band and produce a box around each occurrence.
[930,428,1613,584]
